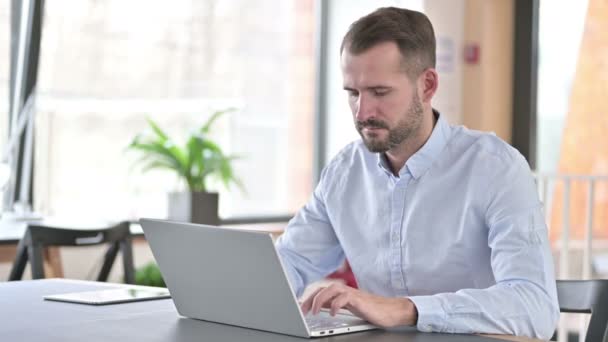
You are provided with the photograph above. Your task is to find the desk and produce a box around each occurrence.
[0,279,540,342]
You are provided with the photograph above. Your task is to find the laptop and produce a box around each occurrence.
[140,218,376,338]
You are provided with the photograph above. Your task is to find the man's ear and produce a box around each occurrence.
[419,68,438,104]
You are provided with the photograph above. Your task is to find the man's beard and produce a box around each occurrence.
[355,93,424,153]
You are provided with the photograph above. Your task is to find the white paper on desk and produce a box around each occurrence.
[43,288,171,305]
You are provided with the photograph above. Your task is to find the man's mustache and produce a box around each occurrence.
[356,118,389,130]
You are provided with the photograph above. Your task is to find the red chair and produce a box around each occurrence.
[327,260,358,288]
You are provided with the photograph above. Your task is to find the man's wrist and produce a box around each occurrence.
[392,297,418,326]
[406,298,418,326]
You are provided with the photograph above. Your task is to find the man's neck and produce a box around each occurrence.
[385,109,437,176]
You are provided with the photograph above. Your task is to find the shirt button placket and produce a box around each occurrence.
[390,177,407,293]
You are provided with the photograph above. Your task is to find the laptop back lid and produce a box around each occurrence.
[140,218,310,337]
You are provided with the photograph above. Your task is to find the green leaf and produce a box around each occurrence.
[145,117,169,141]
[134,262,166,287]
[201,108,236,133]
[129,141,185,175]
[140,160,180,173]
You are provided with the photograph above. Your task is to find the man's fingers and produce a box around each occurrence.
[300,287,325,315]
[311,285,345,315]
[330,292,350,316]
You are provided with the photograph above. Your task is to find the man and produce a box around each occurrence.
[275,7,559,339]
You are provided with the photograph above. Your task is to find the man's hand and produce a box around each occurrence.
[300,283,418,328]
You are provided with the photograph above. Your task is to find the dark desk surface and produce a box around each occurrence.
[0,279,531,342]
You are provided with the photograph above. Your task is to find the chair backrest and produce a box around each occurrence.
[9,221,134,284]
[26,221,131,246]
[557,279,608,342]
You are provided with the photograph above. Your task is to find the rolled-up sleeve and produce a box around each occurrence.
[275,166,345,298]
[409,152,560,340]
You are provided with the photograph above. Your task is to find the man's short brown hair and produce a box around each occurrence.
[340,7,436,78]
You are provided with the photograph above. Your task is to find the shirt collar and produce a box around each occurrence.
[377,109,451,180]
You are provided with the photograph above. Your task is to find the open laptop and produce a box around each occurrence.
[140,218,376,338]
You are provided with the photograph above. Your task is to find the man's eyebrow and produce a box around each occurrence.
[342,86,392,91]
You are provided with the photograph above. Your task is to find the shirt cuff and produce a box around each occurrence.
[408,295,447,333]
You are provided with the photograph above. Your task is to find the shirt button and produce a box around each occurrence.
[426,324,433,331]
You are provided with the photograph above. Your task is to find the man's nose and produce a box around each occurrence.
[355,94,375,121]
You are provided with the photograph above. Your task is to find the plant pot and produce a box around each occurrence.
[167,191,219,225]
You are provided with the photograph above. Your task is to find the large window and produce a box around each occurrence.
[536,0,588,174]
[536,0,608,243]
[33,0,315,221]
[0,2,8,154]
[0,1,9,207]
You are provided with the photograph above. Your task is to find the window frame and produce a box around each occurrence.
[512,0,540,169]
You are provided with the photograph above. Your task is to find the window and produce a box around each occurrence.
[34,0,315,220]
[0,2,9,205]
[0,1,8,154]
[536,1,588,174]
[536,0,608,242]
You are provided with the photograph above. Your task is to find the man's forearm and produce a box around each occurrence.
[408,281,559,339]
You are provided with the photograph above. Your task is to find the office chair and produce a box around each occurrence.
[556,279,608,342]
[8,221,135,284]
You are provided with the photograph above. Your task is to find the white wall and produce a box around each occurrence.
[424,0,465,125]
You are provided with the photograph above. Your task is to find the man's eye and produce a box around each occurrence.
[347,90,359,97]
[373,90,389,97]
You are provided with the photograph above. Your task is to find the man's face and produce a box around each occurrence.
[341,42,423,153]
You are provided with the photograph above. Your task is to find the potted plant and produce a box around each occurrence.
[128,109,243,225]
[134,261,166,287]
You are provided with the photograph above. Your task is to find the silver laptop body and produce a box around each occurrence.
[140,218,376,338]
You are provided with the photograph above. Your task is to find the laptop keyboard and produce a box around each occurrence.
[305,316,354,330]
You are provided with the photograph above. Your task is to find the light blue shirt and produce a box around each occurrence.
[275,112,560,339]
